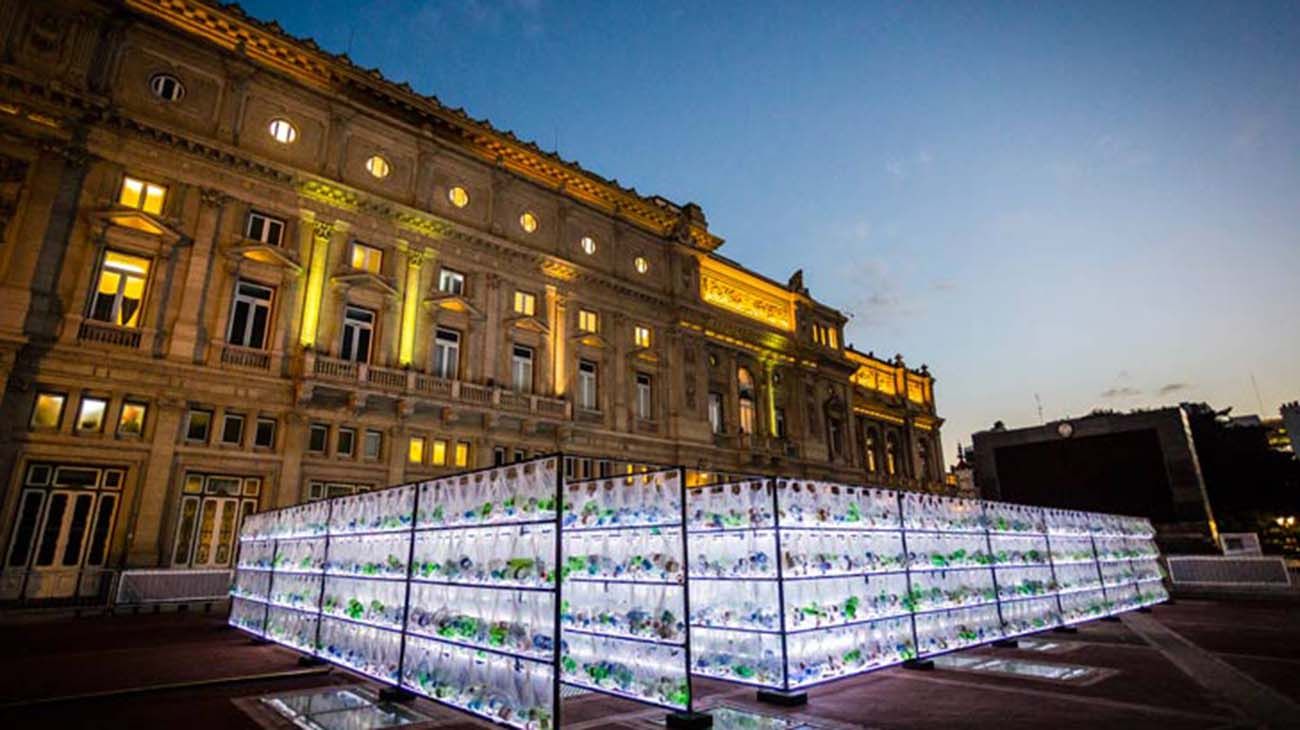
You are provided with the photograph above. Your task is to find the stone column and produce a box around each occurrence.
[125,397,184,566]
[277,413,308,508]
[168,188,228,361]
[612,313,630,432]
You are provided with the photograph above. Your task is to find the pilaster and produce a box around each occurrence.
[168,188,228,361]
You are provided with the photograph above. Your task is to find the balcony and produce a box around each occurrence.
[219,343,271,371]
[304,352,571,420]
[77,320,142,349]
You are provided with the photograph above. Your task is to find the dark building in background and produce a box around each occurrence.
[971,403,1300,555]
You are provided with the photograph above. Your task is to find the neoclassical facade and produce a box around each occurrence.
[0,0,946,602]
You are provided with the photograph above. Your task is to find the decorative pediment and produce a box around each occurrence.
[628,348,659,364]
[423,292,483,318]
[226,242,302,273]
[89,207,183,243]
[330,271,398,297]
[505,314,549,335]
[570,331,611,349]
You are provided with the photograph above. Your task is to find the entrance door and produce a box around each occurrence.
[3,463,121,600]
[192,497,240,568]
[171,473,261,569]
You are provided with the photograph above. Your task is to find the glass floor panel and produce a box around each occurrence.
[651,704,820,729]
[261,688,427,730]
[931,654,1103,683]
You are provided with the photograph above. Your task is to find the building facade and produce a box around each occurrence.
[0,0,945,601]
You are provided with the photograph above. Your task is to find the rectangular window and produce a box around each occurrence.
[493,446,507,466]
[775,407,787,438]
[308,423,328,454]
[253,417,276,448]
[431,439,447,466]
[635,373,653,420]
[119,175,166,215]
[408,436,425,465]
[245,211,285,246]
[578,309,598,333]
[118,400,147,436]
[186,409,212,442]
[577,360,598,410]
[512,345,534,393]
[513,449,526,463]
[364,429,383,460]
[432,328,461,380]
[708,392,723,435]
[75,396,108,433]
[340,305,375,363]
[31,392,66,429]
[438,268,465,295]
[828,328,838,349]
[454,441,471,468]
[226,280,274,350]
[634,325,651,349]
[220,413,245,445]
[739,398,756,435]
[337,427,356,457]
[88,251,151,329]
[350,242,383,275]
[513,290,536,316]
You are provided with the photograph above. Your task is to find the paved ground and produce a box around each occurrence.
[1,598,1297,729]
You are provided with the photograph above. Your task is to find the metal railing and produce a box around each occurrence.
[1166,556,1293,586]
[113,568,234,606]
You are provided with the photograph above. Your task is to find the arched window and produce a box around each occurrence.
[865,428,879,472]
[737,367,755,435]
[885,432,899,476]
[918,439,930,480]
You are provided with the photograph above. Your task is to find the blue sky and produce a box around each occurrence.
[243,0,1300,460]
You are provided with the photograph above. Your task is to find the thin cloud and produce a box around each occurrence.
[1157,383,1191,396]
[1100,386,1141,399]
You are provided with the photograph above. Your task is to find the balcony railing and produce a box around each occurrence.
[78,320,142,349]
[219,343,271,371]
[306,353,569,419]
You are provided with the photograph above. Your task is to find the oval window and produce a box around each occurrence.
[634,256,649,274]
[148,73,185,102]
[365,155,391,179]
[579,236,596,255]
[448,186,470,208]
[267,118,297,144]
[519,212,539,233]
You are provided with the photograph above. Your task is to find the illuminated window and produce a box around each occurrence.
[579,236,596,255]
[31,392,66,429]
[88,251,151,329]
[448,186,469,208]
[350,242,383,275]
[148,73,185,101]
[245,211,284,246]
[577,360,598,410]
[118,400,148,436]
[254,417,276,448]
[454,441,471,467]
[635,373,653,420]
[75,396,108,433]
[864,429,879,473]
[438,268,465,294]
[708,392,723,434]
[633,325,651,349]
[738,367,756,435]
[519,212,538,233]
[513,290,536,316]
[634,256,649,274]
[308,423,328,453]
[119,176,167,215]
[408,436,425,464]
[267,118,297,144]
[577,309,598,333]
[431,439,448,466]
[828,327,838,348]
[365,155,390,179]
[885,433,899,475]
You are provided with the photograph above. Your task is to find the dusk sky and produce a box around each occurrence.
[243,0,1300,460]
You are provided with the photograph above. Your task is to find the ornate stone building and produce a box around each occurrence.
[0,0,945,601]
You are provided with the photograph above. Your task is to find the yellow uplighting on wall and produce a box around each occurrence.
[697,256,795,332]
[299,226,331,347]
[398,255,422,366]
